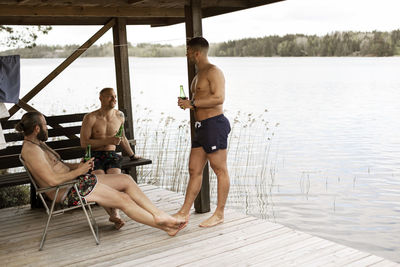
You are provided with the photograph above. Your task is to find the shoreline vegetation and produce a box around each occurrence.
[1,29,399,58]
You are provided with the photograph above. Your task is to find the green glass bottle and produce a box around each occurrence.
[179,85,187,100]
[115,123,124,137]
[84,144,91,162]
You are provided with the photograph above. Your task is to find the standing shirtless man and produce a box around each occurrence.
[80,87,140,229]
[176,37,231,227]
[17,112,184,236]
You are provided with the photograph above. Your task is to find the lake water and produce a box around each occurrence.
[10,57,400,262]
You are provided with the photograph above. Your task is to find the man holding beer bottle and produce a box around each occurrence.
[176,37,231,228]
[80,87,140,229]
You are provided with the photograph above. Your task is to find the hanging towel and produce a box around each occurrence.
[0,103,9,150]
[0,55,20,104]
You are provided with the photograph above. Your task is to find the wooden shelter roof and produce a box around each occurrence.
[0,0,283,26]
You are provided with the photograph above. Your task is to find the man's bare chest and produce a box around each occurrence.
[92,118,121,136]
[192,74,210,95]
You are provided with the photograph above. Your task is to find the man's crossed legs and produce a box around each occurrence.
[85,173,185,236]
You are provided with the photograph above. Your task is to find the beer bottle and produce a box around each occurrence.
[115,123,124,137]
[84,144,91,162]
[179,85,187,100]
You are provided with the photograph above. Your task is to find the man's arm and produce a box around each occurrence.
[116,111,135,157]
[63,162,80,170]
[120,132,135,158]
[24,145,92,187]
[192,67,225,108]
[80,113,120,149]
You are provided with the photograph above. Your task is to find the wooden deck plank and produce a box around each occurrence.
[0,184,398,267]
[180,232,326,267]
[1,204,185,264]
[347,255,387,266]
[112,223,292,267]
[370,259,400,267]
[86,218,261,267]
[52,210,251,266]
[203,236,331,267]
[9,212,252,266]
[1,188,241,266]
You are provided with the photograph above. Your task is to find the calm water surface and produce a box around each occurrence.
[13,57,400,262]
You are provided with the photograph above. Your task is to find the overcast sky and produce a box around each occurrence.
[30,0,400,46]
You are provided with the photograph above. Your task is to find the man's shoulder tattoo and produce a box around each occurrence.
[117,110,125,120]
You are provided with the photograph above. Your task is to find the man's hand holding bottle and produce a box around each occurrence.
[79,158,94,174]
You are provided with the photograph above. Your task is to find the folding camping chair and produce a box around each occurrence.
[19,155,100,250]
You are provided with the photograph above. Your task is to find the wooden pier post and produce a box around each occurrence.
[113,18,137,182]
[185,0,211,213]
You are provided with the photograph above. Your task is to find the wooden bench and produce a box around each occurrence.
[0,112,151,208]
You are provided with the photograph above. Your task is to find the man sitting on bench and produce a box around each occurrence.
[80,87,140,229]
[16,111,185,236]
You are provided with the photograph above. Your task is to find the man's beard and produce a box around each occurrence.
[37,125,48,142]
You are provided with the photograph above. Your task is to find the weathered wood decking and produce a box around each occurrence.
[0,184,398,267]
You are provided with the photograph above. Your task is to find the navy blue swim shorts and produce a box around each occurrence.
[192,114,231,153]
[92,151,122,171]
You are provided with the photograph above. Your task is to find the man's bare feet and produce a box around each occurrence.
[108,208,125,230]
[199,213,224,227]
[172,212,190,230]
[165,226,184,237]
[154,212,186,236]
[154,211,185,229]
[109,216,125,230]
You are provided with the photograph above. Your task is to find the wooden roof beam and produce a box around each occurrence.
[7,18,116,117]
[0,16,183,26]
[0,5,184,17]
[3,0,152,6]
[127,0,146,5]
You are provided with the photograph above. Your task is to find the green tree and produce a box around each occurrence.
[0,25,52,48]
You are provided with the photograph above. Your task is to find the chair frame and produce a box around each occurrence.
[19,155,100,251]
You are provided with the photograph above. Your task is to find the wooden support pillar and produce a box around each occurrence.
[113,18,137,182]
[185,0,210,214]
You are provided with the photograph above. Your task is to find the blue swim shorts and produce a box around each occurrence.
[92,151,123,171]
[192,114,231,153]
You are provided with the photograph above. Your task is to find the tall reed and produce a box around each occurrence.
[134,109,279,219]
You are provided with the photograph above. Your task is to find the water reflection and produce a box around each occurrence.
[134,107,400,262]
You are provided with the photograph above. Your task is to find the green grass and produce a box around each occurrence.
[0,184,30,209]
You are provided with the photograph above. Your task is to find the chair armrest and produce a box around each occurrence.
[36,179,78,194]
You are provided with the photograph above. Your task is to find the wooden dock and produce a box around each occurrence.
[0,184,398,267]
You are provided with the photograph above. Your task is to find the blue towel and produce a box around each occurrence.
[0,55,20,104]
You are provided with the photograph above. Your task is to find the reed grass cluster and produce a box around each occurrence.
[133,109,279,219]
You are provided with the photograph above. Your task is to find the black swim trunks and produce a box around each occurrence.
[192,114,231,153]
[92,151,122,171]
[62,173,97,207]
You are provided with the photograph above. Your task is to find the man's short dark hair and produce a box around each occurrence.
[15,111,43,136]
[100,87,114,96]
[187,37,209,52]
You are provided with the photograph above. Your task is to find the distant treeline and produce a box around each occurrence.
[1,30,400,58]
[0,43,186,58]
[212,30,400,57]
